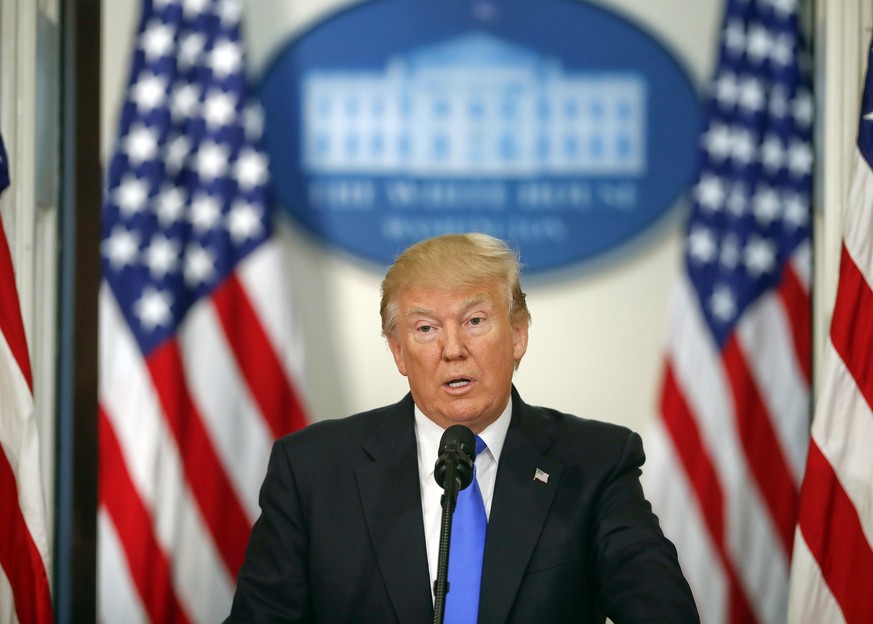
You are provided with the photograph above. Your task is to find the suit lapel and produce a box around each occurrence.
[356,396,433,624]
[479,390,563,624]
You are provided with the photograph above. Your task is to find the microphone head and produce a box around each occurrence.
[434,424,476,491]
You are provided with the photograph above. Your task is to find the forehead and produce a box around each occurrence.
[398,282,504,315]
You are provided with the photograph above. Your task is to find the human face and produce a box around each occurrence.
[387,281,528,433]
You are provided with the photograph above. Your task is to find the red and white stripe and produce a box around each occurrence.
[786,145,873,624]
[644,241,811,624]
[0,216,53,623]
[98,240,306,623]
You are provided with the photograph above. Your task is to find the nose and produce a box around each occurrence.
[441,323,468,360]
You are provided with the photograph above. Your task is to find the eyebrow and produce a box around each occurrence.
[403,294,491,318]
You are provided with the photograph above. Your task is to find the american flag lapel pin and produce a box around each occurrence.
[534,468,549,484]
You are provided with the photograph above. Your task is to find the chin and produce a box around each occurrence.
[438,410,478,426]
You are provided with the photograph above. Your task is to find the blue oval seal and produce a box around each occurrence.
[259,0,701,272]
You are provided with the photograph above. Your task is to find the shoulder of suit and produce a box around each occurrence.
[516,403,646,476]
[520,399,639,450]
[274,394,413,451]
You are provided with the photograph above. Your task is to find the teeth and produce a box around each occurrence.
[448,380,469,388]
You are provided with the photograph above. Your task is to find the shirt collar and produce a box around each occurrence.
[414,398,512,479]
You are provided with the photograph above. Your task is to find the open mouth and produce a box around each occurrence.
[446,378,471,388]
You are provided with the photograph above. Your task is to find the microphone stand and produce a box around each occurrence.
[433,456,460,624]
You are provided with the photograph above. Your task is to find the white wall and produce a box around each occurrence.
[102,0,723,435]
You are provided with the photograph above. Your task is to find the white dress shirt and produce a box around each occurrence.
[414,401,512,598]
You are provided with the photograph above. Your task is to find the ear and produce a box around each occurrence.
[387,335,409,377]
[512,321,529,362]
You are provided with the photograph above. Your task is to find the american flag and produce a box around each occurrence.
[643,0,812,622]
[786,37,873,624]
[0,133,54,623]
[98,0,306,621]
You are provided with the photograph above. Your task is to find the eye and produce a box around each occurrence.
[469,316,484,326]
[418,325,433,333]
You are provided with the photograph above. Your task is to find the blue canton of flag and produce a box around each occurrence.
[686,0,813,347]
[101,0,271,356]
[0,132,9,195]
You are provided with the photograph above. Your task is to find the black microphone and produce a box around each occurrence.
[432,424,477,624]
[434,424,476,492]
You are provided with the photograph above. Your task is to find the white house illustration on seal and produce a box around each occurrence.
[301,32,647,177]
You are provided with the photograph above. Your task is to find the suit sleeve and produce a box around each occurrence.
[225,440,311,623]
[590,431,699,624]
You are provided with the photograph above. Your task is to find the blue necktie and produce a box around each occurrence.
[445,435,487,624]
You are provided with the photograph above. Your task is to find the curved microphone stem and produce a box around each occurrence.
[432,457,460,624]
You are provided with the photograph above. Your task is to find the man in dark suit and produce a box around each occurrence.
[227,233,698,623]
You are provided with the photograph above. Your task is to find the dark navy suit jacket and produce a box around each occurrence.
[227,388,698,623]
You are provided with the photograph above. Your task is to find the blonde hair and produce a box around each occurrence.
[380,233,531,337]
